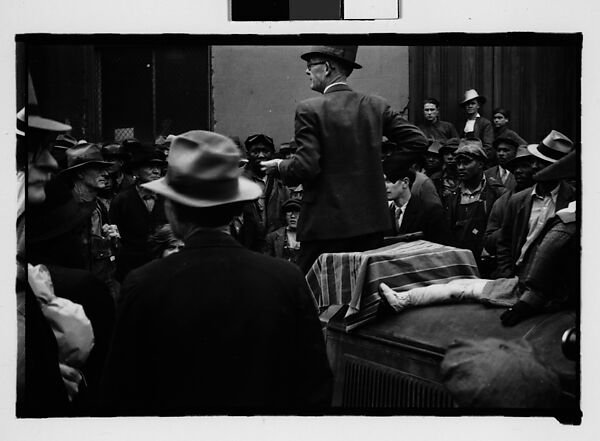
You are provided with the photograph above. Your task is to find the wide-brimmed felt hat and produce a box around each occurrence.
[460,89,486,106]
[53,134,78,150]
[300,46,362,69]
[534,150,577,182]
[441,338,560,408]
[61,143,114,173]
[454,139,488,161]
[528,130,574,163]
[17,73,71,137]
[504,145,534,172]
[143,130,262,208]
[128,143,167,168]
[27,178,95,243]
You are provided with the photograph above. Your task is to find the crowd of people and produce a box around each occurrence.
[17,45,578,416]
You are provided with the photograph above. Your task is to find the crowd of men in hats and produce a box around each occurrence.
[17,45,578,416]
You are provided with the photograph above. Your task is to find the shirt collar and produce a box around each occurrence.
[460,175,486,196]
[531,183,560,200]
[324,82,348,94]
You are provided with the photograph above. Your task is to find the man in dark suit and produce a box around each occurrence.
[382,152,452,245]
[484,134,520,195]
[496,130,575,278]
[261,45,428,273]
[99,131,332,415]
[109,143,168,282]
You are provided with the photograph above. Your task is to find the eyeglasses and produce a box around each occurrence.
[306,60,327,70]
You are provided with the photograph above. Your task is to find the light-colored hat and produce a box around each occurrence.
[62,143,114,173]
[460,89,486,106]
[17,72,71,136]
[528,130,574,163]
[143,130,262,208]
[300,46,362,69]
[426,140,442,156]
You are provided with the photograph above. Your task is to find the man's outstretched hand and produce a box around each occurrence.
[260,159,283,176]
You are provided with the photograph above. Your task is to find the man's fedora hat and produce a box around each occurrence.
[504,145,534,172]
[460,89,486,106]
[534,150,577,182]
[300,46,362,69]
[142,130,262,208]
[128,143,167,168]
[528,130,574,163]
[62,143,114,173]
[454,139,488,161]
[17,72,71,137]
[53,134,78,150]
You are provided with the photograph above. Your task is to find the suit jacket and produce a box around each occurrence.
[388,196,452,245]
[265,226,287,258]
[484,165,517,195]
[279,84,428,241]
[483,189,513,256]
[109,186,167,279]
[495,182,576,277]
[418,120,459,142]
[98,231,332,415]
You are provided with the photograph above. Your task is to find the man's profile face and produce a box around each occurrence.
[530,157,552,175]
[493,113,509,128]
[79,165,110,191]
[423,103,439,122]
[464,99,480,116]
[385,177,405,201]
[306,58,328,92]
[456,156,483,182]
[27,148,58,204]
[495,143,517,166]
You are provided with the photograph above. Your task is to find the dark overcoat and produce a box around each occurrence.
[495,182,575,278]
[387,196,453,246]
[278,84,428,241]
[98,231,332,415]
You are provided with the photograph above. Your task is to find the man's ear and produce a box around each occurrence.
[402,177,411,187]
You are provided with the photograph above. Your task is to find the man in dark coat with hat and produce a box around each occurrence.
[99,131,332,415]
[61,143,121,299]
[109,143,168,283]
[496,130,576,278]
[261,45,428,273]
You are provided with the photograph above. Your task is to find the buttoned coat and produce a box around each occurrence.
[99,231,332,415]
[495,182,575,278]
[278,84,428,241]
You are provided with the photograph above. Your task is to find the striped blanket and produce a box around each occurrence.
[306,240,480,331]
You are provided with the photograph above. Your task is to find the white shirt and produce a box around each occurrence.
[463,113,481,133]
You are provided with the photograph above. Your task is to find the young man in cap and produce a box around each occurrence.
[261,46,428,273]
[265,198,302,265]
[491,107,527,145]
[444,139,503,262]
[483,135,520,195]
[496,130,576,278]
[237,133,289,252]
[62,143,121,299]
[417,97,459,142]
[460,89,495,164]
[436,137,460,198]
[99,131,332,415]
[109,143,168,282]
